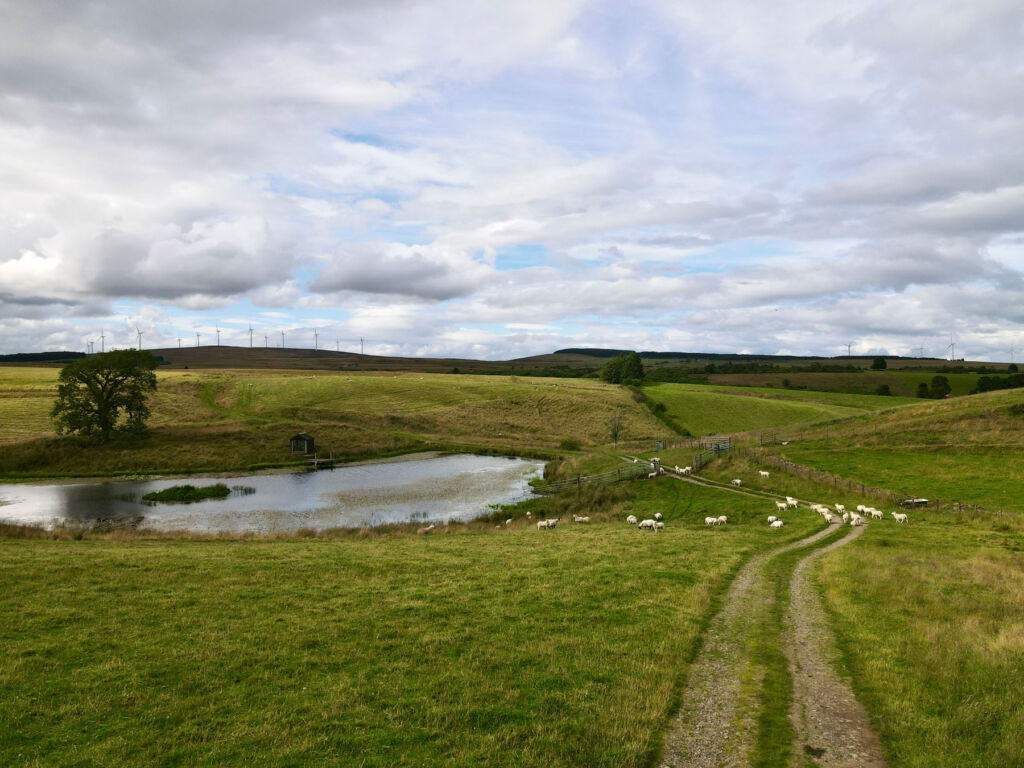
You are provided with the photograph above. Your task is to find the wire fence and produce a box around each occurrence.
[532,462,654,494]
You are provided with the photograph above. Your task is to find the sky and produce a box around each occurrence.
[2,0,1024,361]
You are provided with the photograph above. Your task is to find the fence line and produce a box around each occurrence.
[533,461,653,494]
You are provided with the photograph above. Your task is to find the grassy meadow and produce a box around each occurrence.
[642,381,914,436]
[0,481,820,768]
[0,368,671,478]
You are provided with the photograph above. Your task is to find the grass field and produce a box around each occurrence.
[642,382,913,436]
[706,370,986,398]
[0,369,672,478]
[0,480,819,768]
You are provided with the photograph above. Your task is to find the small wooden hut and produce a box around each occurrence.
[290,432,315,453]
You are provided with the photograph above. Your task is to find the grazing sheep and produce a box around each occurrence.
[572,514,590,523]
[626,514,638,525]
[655,521,665,531]
[648,472,658,480]
[717,515,727,525]
[841,511,850,523]
[856,504,867,513]
[770,520,785,528]
[849,515,864,526]
[654,512,663,521]
[892,512,908,524]
[416,524,436,535]
[768,515,778,523]
[682,466,692,475]
[786,497,798,508]
[505,518,513,525]
[868,508,884,520]
[704,516,720,526]
[759,470,770,478]
[730,479,742,487]
[638,519,657,530]
[537,518,561,530]
[775,501,788,513]
[835,504,846,513]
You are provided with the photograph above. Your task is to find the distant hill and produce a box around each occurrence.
[0,351,86,364]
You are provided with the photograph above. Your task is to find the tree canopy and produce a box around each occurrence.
[871,357,887,370]
[600,351,644,384]
[52,350,158,438]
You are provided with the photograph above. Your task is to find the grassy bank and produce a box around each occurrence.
[0,368,671,478]
[0,480,818,767]
[815,516,1024,767]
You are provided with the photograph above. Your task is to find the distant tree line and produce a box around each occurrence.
[917,375,952,399]
[972,372,1024,394]
[0,351,87,363]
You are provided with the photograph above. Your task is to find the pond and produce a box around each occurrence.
[0,453,545,534]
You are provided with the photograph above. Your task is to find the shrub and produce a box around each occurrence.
[876,384,892,396]
[559,438,582,451]
[871,357,887,370]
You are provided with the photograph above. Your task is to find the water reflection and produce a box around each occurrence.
[0,453,543,533]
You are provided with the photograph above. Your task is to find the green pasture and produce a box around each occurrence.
[816,516,1024,768]
[0,480,819,768]
[0,368,671,478]
[641,382,909,436]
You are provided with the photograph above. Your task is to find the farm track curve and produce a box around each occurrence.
[657,515,887,767]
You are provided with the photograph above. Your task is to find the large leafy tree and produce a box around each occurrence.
[600,351,644,384]
[52,350,158,438]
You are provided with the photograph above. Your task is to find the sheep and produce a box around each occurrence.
[416,524,436,535]
[868,508,884,520]
[573,514,590,524]
[786,496,799,508]
[633,458,639,463]
[704,516,720,526]
[892,512,908,524]
[648,472,658,480]
[639,519,657,530]
[654,512,663,521]
[626,514,638,525]
[526,511,532,517]
[730,479,742,487]
[768,515,778,523]
[770,520,785,528]
[835,504,846,513]
[841,511,850,523]
[717,515,727,525]
[537,517,561,530]
[856,504,867,513]
[849,515,864,526]
[505,518,513,526]
[775,501,788,513]
[759,470,770,478]
[655,521,665,531]
[682,466,692,475]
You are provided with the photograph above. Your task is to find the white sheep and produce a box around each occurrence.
[655,521,665,531]
[626,514,638,525]
[731,479,742,487]
[648,472,658,480]
[682,466,692,475]
[654,512,663,521]
[786,497,798,508]
[892,512,908,524]
[759,470,770,478]
[869,508,884,520]
[775,501,788,513]
[770,520,785,528]
[639,519,657,530]
[573,514,590,523]
[841,511,850,523]
[505,518,513,525]
[849,515,864,526]
[717,515,727,525]
[768,515,778,523]
[675,465,682,473]
[856,504,866,513]
[835,504,846,513]
[704,516,719,526]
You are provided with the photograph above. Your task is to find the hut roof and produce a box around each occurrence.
[292,432,314,439]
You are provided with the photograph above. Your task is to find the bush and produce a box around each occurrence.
[876,384,892,396]
[871,357,887,370]
[559,438,582,451]
[142,484,232,503]
[917,383,930,398]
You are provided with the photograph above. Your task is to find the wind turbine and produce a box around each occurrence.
[1010,342,1016,364]
[280,330,285,348]
[944,334,955,362]
[264,334,268,348]
[335,340,339,352]
[360,337,364,356]
[215,326,221,347]
[136,325,144,351]
[100,329,106,353]
[196,332,200,347]
[178,337,182,349]
[87,340,94,354]
[846,342,853,357]
[313,329,319,350]
[248,322,254,348]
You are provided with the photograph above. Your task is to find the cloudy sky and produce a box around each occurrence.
[2,0,1023,360]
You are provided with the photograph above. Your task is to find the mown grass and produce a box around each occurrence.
[0,479,819,768]
[642,383,908,436]
[815,517,1024,768]
[0,369,671,479]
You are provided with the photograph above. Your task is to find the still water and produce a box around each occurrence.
[0,453,544,533]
